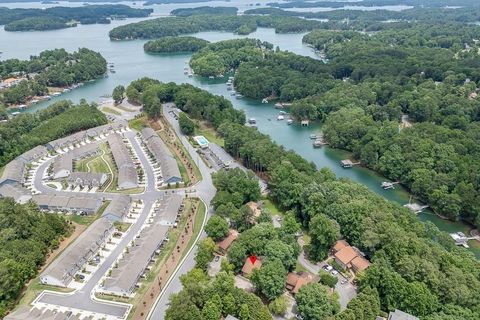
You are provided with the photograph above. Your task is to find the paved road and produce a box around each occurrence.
[148,104,217,320]
[296,245,357,310]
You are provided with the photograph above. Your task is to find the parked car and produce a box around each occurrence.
[214,255,220,262]
[341,279,348,285]
[324,265,333,272]
[331,270,338,275]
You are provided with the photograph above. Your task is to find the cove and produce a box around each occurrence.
[2,17,479,258]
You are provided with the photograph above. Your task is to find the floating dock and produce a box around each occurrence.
[403,203,429,214]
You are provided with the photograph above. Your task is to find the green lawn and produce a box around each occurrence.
[128,117,148,132]
[102,106,121,115]
[114,221,132,232]
[262,198,284,217]
[66,201,110,226]
[75,143,110,174]
[195,121,224,147]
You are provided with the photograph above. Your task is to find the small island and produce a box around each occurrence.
[0,5,153,32]
[144,36,210,54]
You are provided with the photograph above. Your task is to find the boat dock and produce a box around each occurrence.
[381,181,399,190]
[403,203,429,214]
[449,232,480,248]
[340,159,360,168]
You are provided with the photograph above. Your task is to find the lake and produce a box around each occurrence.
[1,1,479,258]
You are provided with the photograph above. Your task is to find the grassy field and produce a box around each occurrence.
[102,106,122,115]
[195,121,224,147]
[75,143,110,174]
[262,198,284,217]
[65,201,110,226]
[114,221,132,233]
[129,117,148,132]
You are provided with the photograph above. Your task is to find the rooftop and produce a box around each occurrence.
[241,257,262,275]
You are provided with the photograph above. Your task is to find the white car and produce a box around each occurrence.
[325,265,333,272]
[331,270,338,275]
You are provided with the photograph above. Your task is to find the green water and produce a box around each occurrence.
[1,8,478,258]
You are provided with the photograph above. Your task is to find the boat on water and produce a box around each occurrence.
[236,94,244,99]
[188,73,193,78]
[310,134,318,140]
[230,91,236,96]
[227,86,232,91]
[287,119,293,125]
[262,98,268,104]
[277,115,285,121]
[313,139,323,148]
[381,181,395,190]
[274,103,284,109]
[279,111,286,115]
[209,76,214,79]
[248,118,257,125]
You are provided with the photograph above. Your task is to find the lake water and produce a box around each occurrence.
[1,2,479,258]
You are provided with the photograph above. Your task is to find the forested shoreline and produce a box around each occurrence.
[0,5,152,31]
[125,77,480,320]
[108,14,324,40]
[0,100,107,167]
[0,48,107,106]
[144,36,210,54]
[184,20,480,228]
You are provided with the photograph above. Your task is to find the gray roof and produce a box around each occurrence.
[86,120,128,138]
[388,310,419,320]
[47,131,87,150]
[48,195,71,208]
[141,128,181,184]
[0,159,25,185]
[107,133,137,189]
[18,145,49,163]
[53,153,73,178]
[103,195,183,295]
[225,316,239,320]
[208,143,234,167]
[0,183,32,203]
[70,142,101,159]
[68,172,107,186]
[103,224,169,295]
[33,194,101,212]
[41,217,112,287]
[102,195,131,221]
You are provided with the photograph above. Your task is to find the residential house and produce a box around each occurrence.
[216,229,239,255]
[388,309,419,320]
[286,271,318,295]
[102,195,131,222]
[107,133,138,190]
[241,257,262,276]
[68,172,107,188]
[333,240,370,274]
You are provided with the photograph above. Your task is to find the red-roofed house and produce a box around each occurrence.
[216,229,239,255]
[241,257,262,276]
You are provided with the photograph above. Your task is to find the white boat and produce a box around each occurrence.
[277,115,285,121]
[309,134,317,140]
[248,118,257,124]
[381,182,395,190]
[188,73,193,78]
[209,76,214,79]
[262,98,268,104]
[236,94,244,99]
[287,119,293,125]
[279,111,286,115]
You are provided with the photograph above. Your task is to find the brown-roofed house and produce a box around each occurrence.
[333,241,371,274]
[332,240,349,254]
[351,256,370,273]
[246,201,262,223]
[241,257,262,276]
[286,271,318,295]
[217,229,239,255]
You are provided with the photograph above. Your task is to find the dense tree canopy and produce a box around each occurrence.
[109,14,324,40]
[1,48,107,105]
[0,198,69,317]
[0,99,107,167]
[0,5,152,31]
[144,36,209,54]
